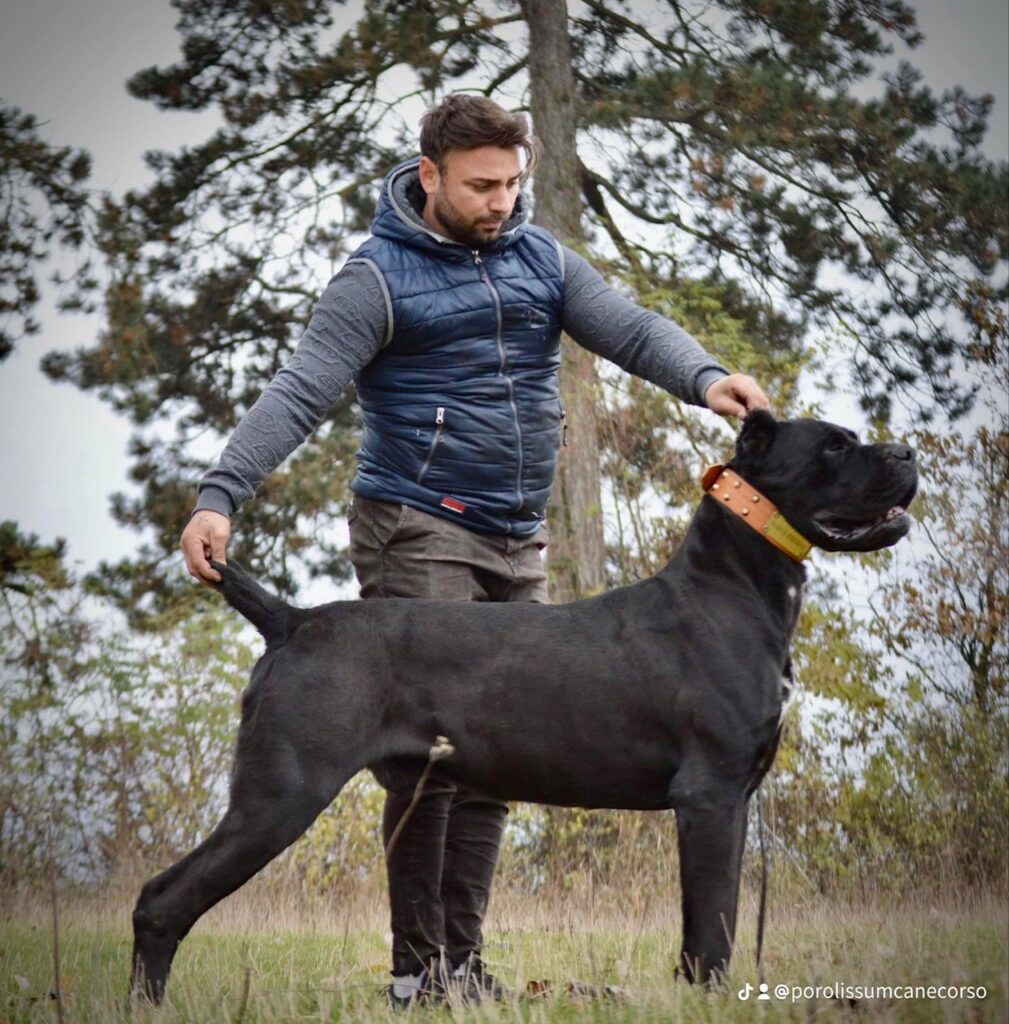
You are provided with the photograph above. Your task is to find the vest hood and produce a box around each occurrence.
[371,156,531,260]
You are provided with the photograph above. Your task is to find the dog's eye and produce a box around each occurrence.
[824,436,849,454]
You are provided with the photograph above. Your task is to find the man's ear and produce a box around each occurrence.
[735,408,777,463]
[418,155,440,197]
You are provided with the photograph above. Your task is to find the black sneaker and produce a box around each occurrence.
[448,955,507,1004]
[385,965,447,1011]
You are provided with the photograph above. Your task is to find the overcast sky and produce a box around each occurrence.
[1,0,1006,576]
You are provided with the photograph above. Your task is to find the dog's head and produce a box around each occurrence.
[726,410,918,553]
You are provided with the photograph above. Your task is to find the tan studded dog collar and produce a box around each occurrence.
[701,465,812,562]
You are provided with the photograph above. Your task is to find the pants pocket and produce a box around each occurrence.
[352,497,408,550]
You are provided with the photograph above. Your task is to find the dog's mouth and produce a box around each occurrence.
[809,483,917,550]
[813,504,908,541]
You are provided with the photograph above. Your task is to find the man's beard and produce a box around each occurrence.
[432,191,507,249]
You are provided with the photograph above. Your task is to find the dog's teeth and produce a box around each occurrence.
[885,506,905,521]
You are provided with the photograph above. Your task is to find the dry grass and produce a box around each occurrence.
[1,875,1006,1023]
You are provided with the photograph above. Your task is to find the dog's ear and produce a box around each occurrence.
[735,409,777,463]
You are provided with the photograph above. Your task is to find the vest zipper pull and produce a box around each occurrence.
[436,406,445,425]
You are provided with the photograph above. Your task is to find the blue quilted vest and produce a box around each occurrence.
[348,158,565,537]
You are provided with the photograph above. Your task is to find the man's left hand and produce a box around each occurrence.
[704,374,770,419]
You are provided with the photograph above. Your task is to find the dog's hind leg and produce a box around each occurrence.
[672,786,749,985]
[130,742,354,1003]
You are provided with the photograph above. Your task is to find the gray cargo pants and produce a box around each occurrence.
[348,495,549,974]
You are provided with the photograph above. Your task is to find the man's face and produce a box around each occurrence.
[419,146,522,249]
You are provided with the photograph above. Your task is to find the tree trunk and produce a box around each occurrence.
[521,0,606,602]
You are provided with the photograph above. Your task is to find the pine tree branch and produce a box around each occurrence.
[580,164,772,276]
[483,57,527,96]
[579,0,687,59]
[577,160,643,273]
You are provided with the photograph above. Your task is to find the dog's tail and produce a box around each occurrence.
[210,560,299,645]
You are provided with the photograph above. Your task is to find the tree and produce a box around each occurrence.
[0,104,94,360]
[522,0,606,601]
[39,0,1005,613]
[571,0,1006,421]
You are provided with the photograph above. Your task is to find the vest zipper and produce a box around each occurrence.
[474,250,524,515]
[418,406,445,483]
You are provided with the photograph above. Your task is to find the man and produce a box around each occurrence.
[181,94,768,1006]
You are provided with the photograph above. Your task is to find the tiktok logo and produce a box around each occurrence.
[738,982,773,1000]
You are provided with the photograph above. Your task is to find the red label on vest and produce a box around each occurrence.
[440,497,466,514]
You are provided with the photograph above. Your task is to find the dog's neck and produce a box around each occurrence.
[670,495,807,630]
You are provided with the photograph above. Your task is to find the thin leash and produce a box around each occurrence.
[755,786,769,982]
[753,661,795,981]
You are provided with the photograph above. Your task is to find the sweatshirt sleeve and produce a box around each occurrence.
[194,260,390,517]
[559,246,728,406]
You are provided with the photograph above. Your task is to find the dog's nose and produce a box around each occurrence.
[889,444,915,462]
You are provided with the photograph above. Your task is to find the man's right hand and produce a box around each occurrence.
[181,509,231,585]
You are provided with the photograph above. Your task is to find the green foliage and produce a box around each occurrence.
[0,525,253,883]
[596,260,808,586]
[1,523,390,894]
[770,694,1008,893]
[0,104,95,359]
[846,702,1008,887]
[286,774,386,892]
[771,328,1008,891]
[867,421,1007,712]
[792,599,891,748]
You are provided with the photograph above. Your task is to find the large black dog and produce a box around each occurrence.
[131,411,917,1001]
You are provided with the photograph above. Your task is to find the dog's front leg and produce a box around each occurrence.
[673,790,748,985]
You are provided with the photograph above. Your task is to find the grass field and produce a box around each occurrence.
[2,881,1005,1023]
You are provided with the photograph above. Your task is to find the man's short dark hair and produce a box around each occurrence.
[420,94,538,177]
